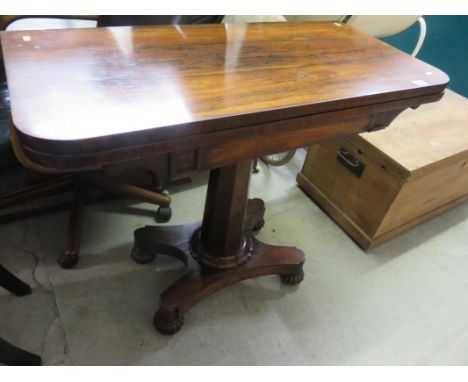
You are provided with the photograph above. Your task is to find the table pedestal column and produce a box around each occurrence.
[131,160,305,334]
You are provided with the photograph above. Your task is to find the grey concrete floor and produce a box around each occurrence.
[1,150,467,365]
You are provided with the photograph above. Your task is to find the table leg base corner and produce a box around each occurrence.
[152,239,305,335]
[153,308,184,335]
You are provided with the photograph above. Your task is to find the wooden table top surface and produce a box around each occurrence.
[1,22,448,150]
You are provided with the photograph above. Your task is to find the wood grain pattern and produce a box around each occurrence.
[1,22,448,166]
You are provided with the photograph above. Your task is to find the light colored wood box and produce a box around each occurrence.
[297,90,468,250]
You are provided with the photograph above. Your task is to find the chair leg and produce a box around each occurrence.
[88,173,172,222]
[252,158,260,173]
[0,264,31,296]
[0,335,42,366]
[0,176,73,210]
[57,176,86,269]
[87,174,171,207]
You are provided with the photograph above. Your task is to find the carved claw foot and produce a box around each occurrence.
[280,268,305,285]
[153,309,184,335]
[57,251,79,269]
[148,238,305,334]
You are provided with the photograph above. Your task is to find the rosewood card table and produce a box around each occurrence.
[1,22,448,334]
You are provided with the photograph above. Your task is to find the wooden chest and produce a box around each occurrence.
[297,90,468,250]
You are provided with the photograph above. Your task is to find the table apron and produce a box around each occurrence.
[17,92,443,173]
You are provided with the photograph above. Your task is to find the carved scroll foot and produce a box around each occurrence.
[153,308,185,335]
[153,238,304,334]
[280,268,305,285]
[132,231,305,334]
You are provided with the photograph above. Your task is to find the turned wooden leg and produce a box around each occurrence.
[57,176,86,269]
[0,264,31,296]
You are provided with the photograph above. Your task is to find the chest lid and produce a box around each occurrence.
[359,90,468,175]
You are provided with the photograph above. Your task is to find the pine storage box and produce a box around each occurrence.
[297,90,468,250]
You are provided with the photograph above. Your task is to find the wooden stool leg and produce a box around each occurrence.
[0,264,31,296]
[57,176,86,269]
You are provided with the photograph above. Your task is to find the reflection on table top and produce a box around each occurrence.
[1,22,448,145]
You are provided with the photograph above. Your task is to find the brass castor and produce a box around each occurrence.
[57,251,79,269]
[153,309,184,335]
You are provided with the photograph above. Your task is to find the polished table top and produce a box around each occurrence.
[2,22,448,159]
